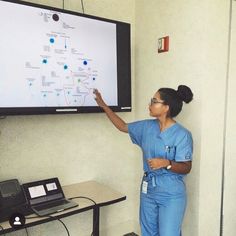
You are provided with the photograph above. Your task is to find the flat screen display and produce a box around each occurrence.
[0,0,131,115]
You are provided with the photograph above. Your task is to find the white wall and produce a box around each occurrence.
[0,0,139,235]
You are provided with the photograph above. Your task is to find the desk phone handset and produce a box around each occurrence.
[0,179,31,222]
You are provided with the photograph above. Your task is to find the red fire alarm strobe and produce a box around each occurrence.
[158,36,169,53]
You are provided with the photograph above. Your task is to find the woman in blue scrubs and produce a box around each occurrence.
[94,85,193,236]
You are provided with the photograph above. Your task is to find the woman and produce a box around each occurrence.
[93,85,193,236]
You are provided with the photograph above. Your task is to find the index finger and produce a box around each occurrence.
[93,88,98,94]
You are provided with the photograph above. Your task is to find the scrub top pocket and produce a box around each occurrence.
[165,146,176,160]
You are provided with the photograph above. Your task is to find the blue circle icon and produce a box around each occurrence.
[83,60,87,65]
[64,65,68,70]
[50,38,55,44]
[42,59,47,64]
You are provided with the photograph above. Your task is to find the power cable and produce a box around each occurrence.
[26,215,70,236]
[48,215,70,236]
[81,0,85,14]
[68,196,97,236]
[25,227,29,236]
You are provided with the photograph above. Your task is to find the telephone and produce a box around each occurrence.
[0,179,32,222]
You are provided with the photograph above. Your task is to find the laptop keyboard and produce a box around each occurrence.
[34,199,69,211]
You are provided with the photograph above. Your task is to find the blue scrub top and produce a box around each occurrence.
[128,119,193,177]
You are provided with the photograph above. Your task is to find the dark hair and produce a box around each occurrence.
[158,85,193,118]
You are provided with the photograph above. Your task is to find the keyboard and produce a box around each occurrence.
[33,199,69,211]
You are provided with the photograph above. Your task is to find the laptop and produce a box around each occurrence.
[22,178,78,216]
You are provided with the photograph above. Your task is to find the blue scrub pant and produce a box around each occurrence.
[140,178,186,236]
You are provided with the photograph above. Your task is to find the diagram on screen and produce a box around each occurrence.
[0,4,118,107]
[25,12,100,107]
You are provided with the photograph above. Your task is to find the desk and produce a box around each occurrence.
[0,180,126,236]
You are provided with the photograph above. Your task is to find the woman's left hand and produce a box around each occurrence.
[147,158,169,170]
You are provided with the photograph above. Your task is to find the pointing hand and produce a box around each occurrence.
[93,89,107,109]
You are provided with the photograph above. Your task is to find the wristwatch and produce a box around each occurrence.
[166,160,172,170]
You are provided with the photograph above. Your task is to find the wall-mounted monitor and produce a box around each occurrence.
[0,0,131,115]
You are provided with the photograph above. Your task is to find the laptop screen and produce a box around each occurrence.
[22,178,65,205]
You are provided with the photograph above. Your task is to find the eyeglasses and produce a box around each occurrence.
[150,98,165,105]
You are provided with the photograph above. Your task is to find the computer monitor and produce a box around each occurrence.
[0,0,131,115]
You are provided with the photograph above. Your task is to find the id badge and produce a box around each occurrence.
[142,181,148,194]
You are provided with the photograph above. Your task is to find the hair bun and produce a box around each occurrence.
[177,85,193,103]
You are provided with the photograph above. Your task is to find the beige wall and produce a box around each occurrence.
[135,1,230,236]
[135,1,201,235]
[198,1,230,236]
[0,0,139,235]
[223,1,236,235]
